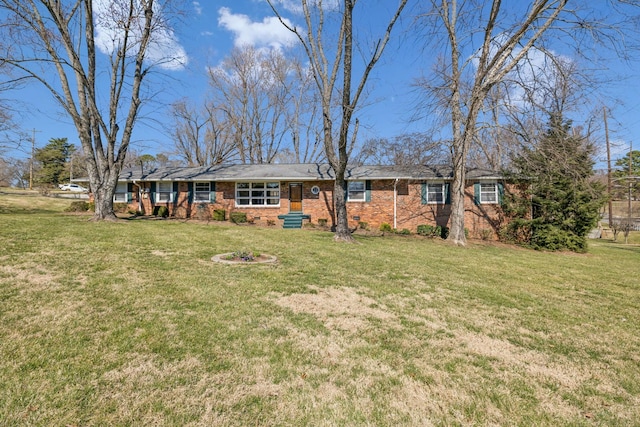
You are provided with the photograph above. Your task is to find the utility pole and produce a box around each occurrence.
[629,142,633,226]
[604,107,613,228]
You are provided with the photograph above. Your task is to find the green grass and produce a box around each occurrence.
[1,192,639,426]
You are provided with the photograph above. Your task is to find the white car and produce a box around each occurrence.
[58,183,88,192]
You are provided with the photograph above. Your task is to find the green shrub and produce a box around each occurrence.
[530,222,587,253]
[155,206,169,218]
[397,228,411,235]
[213,209,226,221]
[230,211,247,224]
[379,222,392,232]
[500,218,532,245]
[64,201,89,212]
[501,219,587,252]
[317,218,328,227]
[266,219,276,226]
[417,224,449,239]
[358,221,369,230]
[88,202,95,212]
[417,224,437,237]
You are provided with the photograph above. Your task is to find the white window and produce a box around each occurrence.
[479,182,498,204]
[194,182,211,202]
[156,182,173,203]
[114,182,128,203]
[347,181,366,202]
[426,183,444,204]
[236,182,280,207]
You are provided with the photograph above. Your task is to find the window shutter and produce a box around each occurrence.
[187,182,193,204]
[172,182,179,204]
[421,182,427,204]
[150,182,156,202]
[127,183,133,203]
[497,182,504,205]
[365,180,371,202]
[444,183,450,204]
[210,181,216,202]
[474,183,480,205]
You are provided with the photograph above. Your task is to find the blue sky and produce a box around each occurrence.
[5,1,639,167]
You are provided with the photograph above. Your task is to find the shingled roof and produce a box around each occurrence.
[116,163,504,182]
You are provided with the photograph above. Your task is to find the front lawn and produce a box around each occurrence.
[1,192,639,426]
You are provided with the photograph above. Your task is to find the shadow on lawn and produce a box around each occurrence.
[604,244,640,254]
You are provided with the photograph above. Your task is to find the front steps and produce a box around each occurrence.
[278,213,310,229]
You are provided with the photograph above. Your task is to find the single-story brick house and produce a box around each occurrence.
[95,163,524,238]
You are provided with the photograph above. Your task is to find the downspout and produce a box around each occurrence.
[393,178,399,229]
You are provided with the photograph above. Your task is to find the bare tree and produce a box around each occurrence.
[208,46,299,164]
[471,55,594,171]
[415,1,635,245]
[0,0,184,220]
[169,100,237,166]
[355,133,447,166]
[283,57,324,163]
[269,0,408,241]
[176,47,322,166]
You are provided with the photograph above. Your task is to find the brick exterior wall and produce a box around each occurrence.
[124,179,523,239]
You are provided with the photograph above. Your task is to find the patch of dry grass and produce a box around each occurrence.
[1,192,639,425]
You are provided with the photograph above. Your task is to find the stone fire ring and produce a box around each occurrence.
[211,253,278,265]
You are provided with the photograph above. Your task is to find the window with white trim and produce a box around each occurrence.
[194,182,211,202]
[479,182,498,204]
[114,182,128,203]
[156,182,173,203]
[236,182,280,206]
[426,183,444,204]
[347,181,366,202]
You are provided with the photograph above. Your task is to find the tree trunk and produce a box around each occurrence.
[91,186,118,221]
[448,154,467,245]
[88,167,121,221]
[267,0,407,244]
[333,174,354,242]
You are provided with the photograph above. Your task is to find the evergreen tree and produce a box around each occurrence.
[613,150,640,198]
[34,138,74,185]
[508,113,606,252]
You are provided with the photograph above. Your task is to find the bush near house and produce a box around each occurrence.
[417,224,449,239]
[213,209,226,221]
[154,206,169,218]
[230,211,247,224]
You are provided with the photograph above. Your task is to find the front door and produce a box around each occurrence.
[289,183,302,212]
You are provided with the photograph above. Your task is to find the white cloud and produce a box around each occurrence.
[193,1,202,15]
[265,0,339,14]
[218,7,297,50]
[93,0,188,71]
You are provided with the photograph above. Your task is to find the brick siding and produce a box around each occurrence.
[125,179,524,239]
